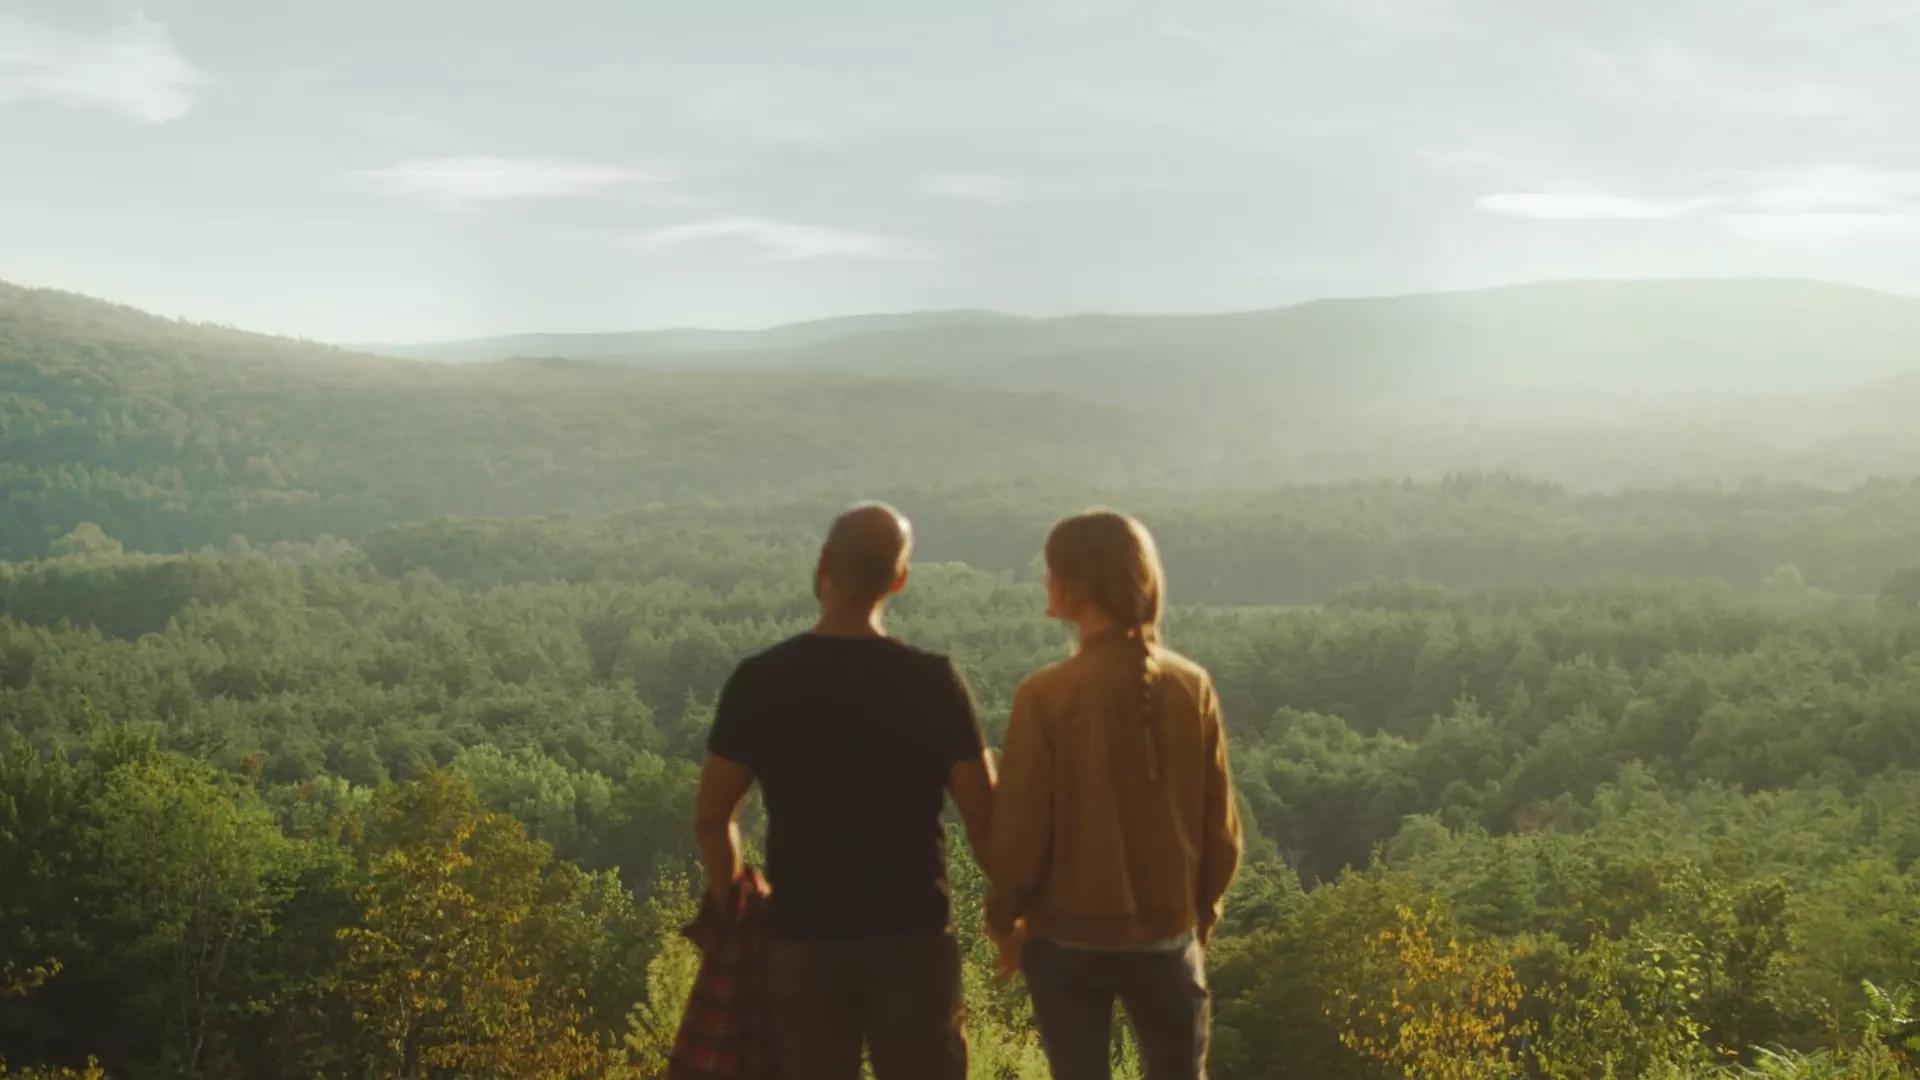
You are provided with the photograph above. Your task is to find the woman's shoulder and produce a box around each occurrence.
[1020,640,1213,695]
[1150,644,1216,699]
[1151,643,1209,679]
[1015,656,1075,700]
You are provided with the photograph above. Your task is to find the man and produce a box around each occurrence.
[694,502,995,1080]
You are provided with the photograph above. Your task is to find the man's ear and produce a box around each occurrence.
[814,549,832,599]
[889,566,910,596]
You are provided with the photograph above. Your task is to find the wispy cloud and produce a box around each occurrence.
[1153,18,1235,53]
[1713,165,1920,243]
[1817,0,1920,29]
[1720,82,1878,124]
[354,157,670,201]
[1476,192,1712,221]
[1715,211,1920,244]
[671,73,903,145]
[631,217,917,261]
[1332,0,1478,36]
[0,10,203,122]
[1479,164,1920,244]
[1737,165,1920,213]
[1579,44,1880,125]
[922,173,1022,205]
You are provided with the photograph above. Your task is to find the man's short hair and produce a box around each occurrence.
[822,502,913,603]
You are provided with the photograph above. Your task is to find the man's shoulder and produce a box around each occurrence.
[731,637,790,673]
[728,635,814,683]
[884,636,956,669]
[745,634,810,662]
[881,639,973,699]
[746,634,954,674]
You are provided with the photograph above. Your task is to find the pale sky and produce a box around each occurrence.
[4,0,1920,341]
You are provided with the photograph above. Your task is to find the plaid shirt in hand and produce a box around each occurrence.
[668,867,777,1080]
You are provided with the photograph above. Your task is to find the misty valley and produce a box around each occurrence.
[2,276,1919,1079]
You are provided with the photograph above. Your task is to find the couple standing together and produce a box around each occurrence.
[694,503,1243,1080]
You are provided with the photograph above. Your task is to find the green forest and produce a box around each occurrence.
[4,281,1920,1078]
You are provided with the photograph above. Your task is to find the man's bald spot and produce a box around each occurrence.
[823,503,913,603]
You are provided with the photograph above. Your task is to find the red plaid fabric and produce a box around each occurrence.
[668,867,778,1080]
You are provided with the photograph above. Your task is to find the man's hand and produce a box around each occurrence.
[711,865,772,916]
[694,754,755,909]
[708,867,747,909]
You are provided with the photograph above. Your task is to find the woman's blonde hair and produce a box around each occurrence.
[1044,510,1167,779]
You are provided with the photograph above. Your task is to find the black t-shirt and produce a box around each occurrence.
[708,633,985,941]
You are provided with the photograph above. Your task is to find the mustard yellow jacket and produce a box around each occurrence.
[986,632,1243,947]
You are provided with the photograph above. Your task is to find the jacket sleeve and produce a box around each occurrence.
[1197,675,1243,931]
[985,678,1052,937]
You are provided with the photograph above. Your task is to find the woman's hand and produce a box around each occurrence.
[986,918,1028,982]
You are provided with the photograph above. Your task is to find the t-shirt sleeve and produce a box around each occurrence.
[706,660,763,772]
[935,657,987,765]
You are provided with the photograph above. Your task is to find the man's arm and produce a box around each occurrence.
[940,657,996,864]
[948,750,996,864]
[698,660,762,907]
[693,753,755,906]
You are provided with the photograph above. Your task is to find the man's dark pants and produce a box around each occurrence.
[766,933,967,1080]
[1022,936,1211,1080]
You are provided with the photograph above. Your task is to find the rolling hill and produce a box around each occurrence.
[369,309,1022,363]
[0,281,1179,558]
[379,278,1920,419]
[8,277,1920,560]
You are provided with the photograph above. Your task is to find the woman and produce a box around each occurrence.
[986,510,1243,1080]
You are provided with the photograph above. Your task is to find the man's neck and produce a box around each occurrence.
[813,605,887,638]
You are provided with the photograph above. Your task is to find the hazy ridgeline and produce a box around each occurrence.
[10,278,1920,563]
[4,279,1920,1078]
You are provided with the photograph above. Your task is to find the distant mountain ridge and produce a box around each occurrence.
[8,274,1920,552]
[367,278,1920,419]
[1,277,1209,557]
[368,309,1023,362]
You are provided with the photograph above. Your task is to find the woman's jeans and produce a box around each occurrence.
[1022,936,1211,1080]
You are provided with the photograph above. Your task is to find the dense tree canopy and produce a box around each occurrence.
[3,517,1919,1077]
[6,281,1920,1077]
